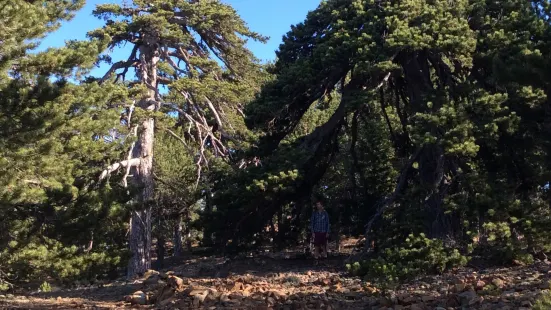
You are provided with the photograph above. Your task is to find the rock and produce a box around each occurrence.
[317,278,331,286]
[476,280,486,290]
[410,303,425,310]
[520,300,532,307]
[453,283,466,293]
[143,269,159,278]
[451,277,464,285]
[143,274,161,286]
[125,290,147,305]
[192,289,209,306]
[167,275,186,290]
[421,295,436,303]
[229,292,244,300]
[220,293,231,303]
[269,290,287,301]
[469,296,484,306]
[458,290,477,307]
[501,290,516,298]
[539,281,550,289]
[398,293,416,305]
[231,282,244,291]
[155,287,176,308]
[492,278,505,289]
[365,286,378,294]
[379,296,392,307]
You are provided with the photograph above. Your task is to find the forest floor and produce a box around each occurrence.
[1,239,551,310]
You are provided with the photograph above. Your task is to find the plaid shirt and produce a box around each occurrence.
[310,210,330,233]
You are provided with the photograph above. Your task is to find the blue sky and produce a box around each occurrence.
[39,0,321,77]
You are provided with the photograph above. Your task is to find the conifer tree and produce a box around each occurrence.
[0,0,130,287]
[90,0,265,277]
[228,0,551,264]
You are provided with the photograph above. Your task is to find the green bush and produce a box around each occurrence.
[0,237,126,288]
[39,281,52,292]
[346,234,468,285]
[534,283,551,310]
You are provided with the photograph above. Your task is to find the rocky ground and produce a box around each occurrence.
[1,249,551,309]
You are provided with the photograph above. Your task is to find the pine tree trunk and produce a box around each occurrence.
[126,35,160,278]
[173,215,184,257]
[127,117,155,278]
[277,207,283,249]
[156,234,165,270]
[185,210,192,251]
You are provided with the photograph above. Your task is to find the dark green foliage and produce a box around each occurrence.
[346,234,468,286]
[2,238,124,287]
[534,283,551,310]
[229,0,551,274]
[4,0,551,290]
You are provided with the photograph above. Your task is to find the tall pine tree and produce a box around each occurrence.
[90,0,265,277]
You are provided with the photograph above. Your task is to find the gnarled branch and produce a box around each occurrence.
[99,158,140,181]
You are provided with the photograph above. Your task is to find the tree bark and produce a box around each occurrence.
[156,234,165,270]
[173,214,184,257]
[184,210,192,251]
[126,33,160,278]
[127,118,155,278]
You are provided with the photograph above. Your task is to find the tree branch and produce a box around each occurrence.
[99,158,140,181]
[360,147,422,255]
[100,45,139,83]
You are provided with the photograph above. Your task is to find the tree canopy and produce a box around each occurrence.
[2,0,551,291]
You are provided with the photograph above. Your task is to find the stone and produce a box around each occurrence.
[421,295,435,303]
[539,281,550,289]
[492,278,505,289]
[520,300,532,307]
[468,296,483,306]
[410,303,425,310]
[453,283,466,293]
[476,280,486,290]
[458,290,477,307]
[229,292,244,300]
[269,290,287,301]
[231,282,244,291]
[192,290,209,306]
[143,269,160,278]
[125,290,147,305]
[143,274,161,286]
[366,286,378,294]
[167,275,186,290]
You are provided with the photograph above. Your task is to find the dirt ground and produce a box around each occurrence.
[1,239,550,309]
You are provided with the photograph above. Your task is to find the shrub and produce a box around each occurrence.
[0,237,126,288]
[39,281,52,292]
[534,283,551,310]
[346,234,468,286]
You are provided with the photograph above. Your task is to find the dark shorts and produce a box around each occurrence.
[313,232,327,246]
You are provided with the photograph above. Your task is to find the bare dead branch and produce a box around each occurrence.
[99,158,141,181]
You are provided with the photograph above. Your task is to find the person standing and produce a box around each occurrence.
[310,200,330,259]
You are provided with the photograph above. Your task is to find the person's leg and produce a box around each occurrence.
[321,236,328,258]
[314,244,320,259]
[313,233,321,259]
